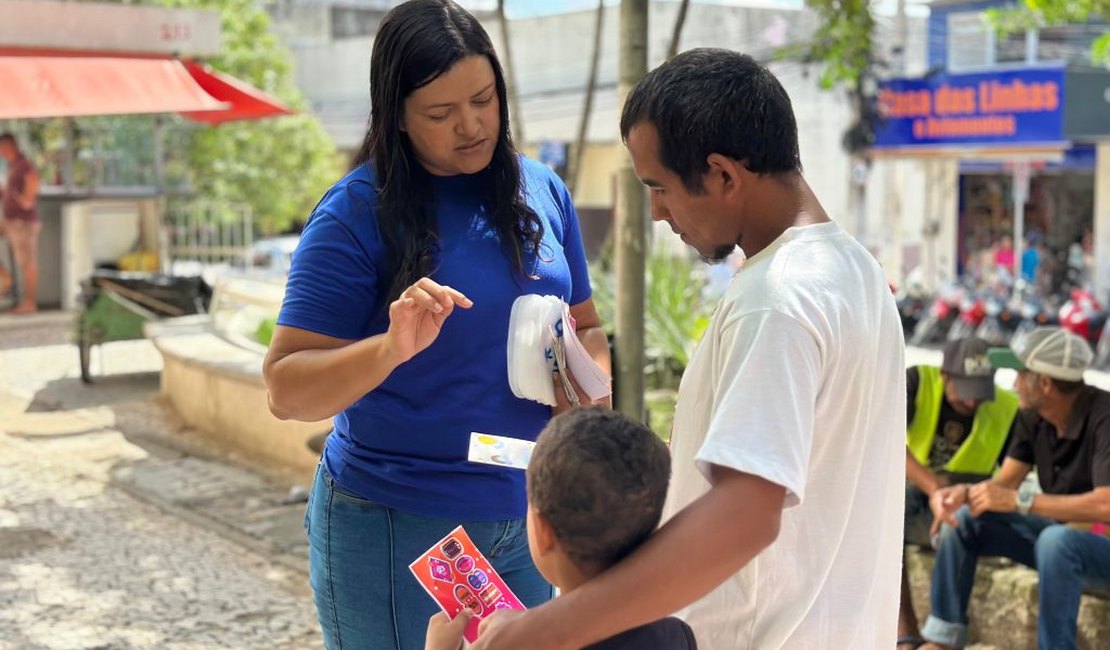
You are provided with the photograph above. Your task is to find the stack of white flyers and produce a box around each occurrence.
[506,294,612,406]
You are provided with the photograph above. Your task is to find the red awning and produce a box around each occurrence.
[181,61,294,124]
[0,56,292,123]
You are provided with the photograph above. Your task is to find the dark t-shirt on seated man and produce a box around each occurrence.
[907,366,1011,482]
[1007,385,1110,495]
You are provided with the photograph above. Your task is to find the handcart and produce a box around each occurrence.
[75,271,211,383]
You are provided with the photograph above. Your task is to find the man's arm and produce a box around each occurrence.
[18,169,38,210]
[965,457,1034,517]
[981,413,1109,522]
[931,457,1031,532]
[473,466,786,650]
[1026,487,1110,523]
[969,480,1110,523]
[992,456,1031,490]
[906,447,944,496]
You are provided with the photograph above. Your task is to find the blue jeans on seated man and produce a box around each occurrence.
[305,465,554,650]
[922,505,1110,650]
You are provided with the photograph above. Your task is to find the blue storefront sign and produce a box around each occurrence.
[874,66,1067,150]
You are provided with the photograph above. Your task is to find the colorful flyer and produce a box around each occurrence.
[409,525,527,643]
[468,432,536,470]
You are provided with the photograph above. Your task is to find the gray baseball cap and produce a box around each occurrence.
[988,327,1092,382]
[941,337,996,401]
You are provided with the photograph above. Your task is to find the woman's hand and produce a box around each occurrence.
[386,277,473,365]
[551,369,593,416]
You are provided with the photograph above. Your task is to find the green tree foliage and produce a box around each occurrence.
[591,250,713,391]
[790,0,877,91]
[777,1,880,155]
[115,0,341,233]
[989,0,1110,64]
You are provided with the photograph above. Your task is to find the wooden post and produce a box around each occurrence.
[615,0,648,421]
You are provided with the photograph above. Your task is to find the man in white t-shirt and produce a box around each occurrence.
[473,48,906,650]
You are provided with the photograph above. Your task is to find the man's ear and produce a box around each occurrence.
[705,153,748,197]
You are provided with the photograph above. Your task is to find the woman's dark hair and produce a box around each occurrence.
[352,0,543,305]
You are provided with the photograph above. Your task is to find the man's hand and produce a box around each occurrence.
[425,609,474,650]
[968,481,1017,517]
[472,609,527,649]
[929,484,969,537]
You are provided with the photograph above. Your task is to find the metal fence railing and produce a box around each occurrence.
[164,200,254,274]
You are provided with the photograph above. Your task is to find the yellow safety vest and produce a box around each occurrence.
[906,366,1018,475]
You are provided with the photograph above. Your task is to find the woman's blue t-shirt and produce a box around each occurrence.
[277,157,592,520]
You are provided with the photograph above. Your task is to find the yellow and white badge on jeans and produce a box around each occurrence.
[468,432,535,470]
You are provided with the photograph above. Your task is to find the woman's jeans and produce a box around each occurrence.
[305,465,553,650]
[922,506,1110,650]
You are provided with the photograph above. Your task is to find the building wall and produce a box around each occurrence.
[270,1,932,284]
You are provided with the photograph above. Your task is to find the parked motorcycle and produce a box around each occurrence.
[1094,316,1110,370]
[910,282,967,346]
[974,291,1016,346]
[896,291,929,338]
[1058,288,1107,349]
[947,290,987,342]
[1010,290,1058,343]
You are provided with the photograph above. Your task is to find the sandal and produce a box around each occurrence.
[896,636,926,649]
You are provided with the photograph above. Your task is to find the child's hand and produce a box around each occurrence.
[425,609,474,650]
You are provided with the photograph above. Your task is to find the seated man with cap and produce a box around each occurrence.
[919,326,1110,650]
[899,337,1019,649]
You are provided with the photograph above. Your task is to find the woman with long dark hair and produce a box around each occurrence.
[262,1,608,648]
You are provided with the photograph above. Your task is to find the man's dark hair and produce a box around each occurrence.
[527,406,671,571]
[620,48,801,192]
[0,133,16,147]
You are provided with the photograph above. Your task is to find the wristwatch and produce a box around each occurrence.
[1016,488,1036,516]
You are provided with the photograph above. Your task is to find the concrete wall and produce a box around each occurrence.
[574,143,623,209]
[906,545,1110,649]
[148,321,328,476]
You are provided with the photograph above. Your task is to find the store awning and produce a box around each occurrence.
[0,56,292,122]
[181,61,293,124]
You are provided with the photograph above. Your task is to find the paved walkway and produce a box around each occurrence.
[4,312,1094,649]
[0,314,321,650]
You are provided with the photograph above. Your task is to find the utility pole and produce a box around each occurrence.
[884,0,908,284]
[568,0,605,195]
[615,0,648,421]
[497,0,524,146]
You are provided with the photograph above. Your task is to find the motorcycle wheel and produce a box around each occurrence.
[947,319,974,342]
[910,315,938,346]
